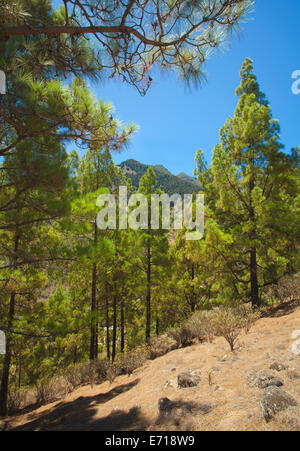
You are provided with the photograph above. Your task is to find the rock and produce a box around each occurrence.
[158,397,173,412]
[261,386,297,422]
[177,372,200,388]
[163,380,175,389]
[269,362,288,372]
[266,377,284,388]
[214,385,224,391]
[291,339,300,356]
[254,372,284,389]
[246,370,279,388]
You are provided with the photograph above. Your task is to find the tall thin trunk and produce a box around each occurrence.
[0,293,16,417]
[89,261,97,361]
[18,356,22,389]
[156,316,159,337]
[94,295,99,359]
[190,263,196,312]
[250,247,259,307]
[0,234,18,417]
[73,345,78,364]
[89,219,98,361]
[120,298,125,353]
[249,172,260,307]
[112,293,117,362]
[146,243,151,342]
[105,296,110,361]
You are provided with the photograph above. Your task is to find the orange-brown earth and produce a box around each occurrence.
[1,301,300,431]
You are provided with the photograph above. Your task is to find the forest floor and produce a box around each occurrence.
[1,300,300,431]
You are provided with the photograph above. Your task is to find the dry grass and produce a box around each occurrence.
[2,298,299,431]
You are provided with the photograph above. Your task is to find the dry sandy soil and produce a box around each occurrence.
[1,300,300,431]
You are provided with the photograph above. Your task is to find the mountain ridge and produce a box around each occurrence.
[119,159,200,196]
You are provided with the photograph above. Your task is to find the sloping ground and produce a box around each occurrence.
[2,302,300,431]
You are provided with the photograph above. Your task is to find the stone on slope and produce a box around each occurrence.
[261,386,297,422]
[177,372,200,388]
[269,362,288,372]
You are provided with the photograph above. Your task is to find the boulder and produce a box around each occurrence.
[255,372,284,389]
[246,370,283,388]
[177,372,200,388]
[269,362,288,372]
[261,386,297,422]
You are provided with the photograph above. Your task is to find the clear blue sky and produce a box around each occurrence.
[55,1,300,176]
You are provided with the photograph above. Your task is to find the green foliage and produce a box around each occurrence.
[0,53,299,418]
[0,0,253,94]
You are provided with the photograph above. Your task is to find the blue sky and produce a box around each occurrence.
[55,1,300,176]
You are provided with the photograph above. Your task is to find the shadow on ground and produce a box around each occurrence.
[262,298,300,318]
[151,399,212,431]
[8,378,148,431]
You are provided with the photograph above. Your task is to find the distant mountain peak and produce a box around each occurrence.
[119,159,200,196]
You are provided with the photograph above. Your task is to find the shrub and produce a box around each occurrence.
[35,376,71,404]
[105,363,119,384]
[167,324,194,347]
[167,328,182,347]
[118,347,149,374]
[148,335,178,359]
[211,307,246,351]
[7,389,29,414]
[235,304,261,334]
[265,274,300,304]
[63,363,91,389]
[184,314,206,341]
[35,379,56,404]
[277,275,300,302]
[188,311,216,343]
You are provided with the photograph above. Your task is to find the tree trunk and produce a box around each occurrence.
[250,247,260,307]
[190,263,196,312]
[18,356,22,389]
[249,174,260,308]
[89,219,98,361]
[105,297,110,361]
[94,295,99,359]
[156,316,159,337]
[89,261,97,361]
[0,234,18,417]
[0,293,16,417]
[120,298,125,353]
[112,293,117,362]
[146,243,151,342]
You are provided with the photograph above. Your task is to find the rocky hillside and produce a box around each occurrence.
[2,300,300,431]
[119,159,200,196]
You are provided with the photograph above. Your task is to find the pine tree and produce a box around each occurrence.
[0,1,253,94]
[137,168,170,341]
[207,58,300,307]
